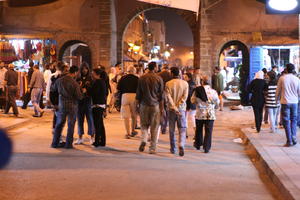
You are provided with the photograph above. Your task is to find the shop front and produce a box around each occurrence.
[0,34,57,98]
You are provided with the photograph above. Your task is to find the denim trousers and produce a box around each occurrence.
[281,104,298,144]
[297,101,300,127]
[168,110,187,151]
[77,98,94,136]
[267,107,279,133]
[52,109,77,147]
[31,88,43,115]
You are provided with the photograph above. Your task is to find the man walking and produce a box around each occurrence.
[136,62,164,154]
[51,66,83,149]
[22,61,34,109]
[117,66,139,139]
[212,67,224,111]
[4,64,19,117]
[28,65,45,117]
[158,65,172,135]
[165,67,189,156]
[0,61,7,96]
[276,63,300,147]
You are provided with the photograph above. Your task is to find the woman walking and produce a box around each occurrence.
[265,72,280,133]
[191,76,219,153]
[248,71,267,133]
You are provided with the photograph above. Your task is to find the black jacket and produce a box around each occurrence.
[248,79,267,107]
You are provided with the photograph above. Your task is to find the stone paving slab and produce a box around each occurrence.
[0,108,32,131]
[241,127,300,200]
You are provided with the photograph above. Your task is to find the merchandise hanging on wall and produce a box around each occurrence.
[0,40,18,64]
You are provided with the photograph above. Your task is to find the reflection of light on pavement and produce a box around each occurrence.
[269,0,298,11]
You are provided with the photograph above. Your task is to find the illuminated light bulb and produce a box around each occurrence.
[268,0,298,11]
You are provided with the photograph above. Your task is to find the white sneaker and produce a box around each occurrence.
[75,138,83,145]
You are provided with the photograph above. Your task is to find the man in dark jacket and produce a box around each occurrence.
[136,62,164,154]
[51,66,83,149]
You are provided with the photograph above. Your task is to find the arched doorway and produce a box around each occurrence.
[59,40,92,68]
[219,40,250,105]
[121,8,195,71]
[117,2,198,70]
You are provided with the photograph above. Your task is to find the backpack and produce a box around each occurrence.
[49,75,61,106]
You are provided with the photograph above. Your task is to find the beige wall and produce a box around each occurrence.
[2,0,114,68]
[200,0,299,75]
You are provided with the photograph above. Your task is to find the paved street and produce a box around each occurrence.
[0,107,277,200]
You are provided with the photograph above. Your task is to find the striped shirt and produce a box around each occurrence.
[265,84,279,108]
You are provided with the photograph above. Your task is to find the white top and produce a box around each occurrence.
[0,68,7,90]
[46,71,61,101]
[276,74,300,104]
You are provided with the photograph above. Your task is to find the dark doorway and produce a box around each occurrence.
[59,40,92,68]
[219,40,250,105]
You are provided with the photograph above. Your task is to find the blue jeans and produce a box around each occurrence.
[297,101,300,127]
[52,109,77,147]
[168,110,187,152]
[77,98,94,136]
[281,104,298,144]
[267,107,279,133]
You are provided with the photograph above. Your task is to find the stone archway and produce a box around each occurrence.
[117,3,199,67]
[59,40,92,68]
[219,40,250,105]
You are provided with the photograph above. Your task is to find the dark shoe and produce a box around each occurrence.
[135,125,141,130]
[204,149,209,153]
[179,147,184,157]
[21,106,27,110]
[283,143,293,147]
[130,131,138,137]
[99,143,106,147]
[193,143,200,150]
[32,114,40,117]
[293,141,298,145]
[92,142,100,147]
[51,142,66,148]
[170,149,175,154]
[40,111,44,117]
[139,142,146,152]
[125,134,131,139]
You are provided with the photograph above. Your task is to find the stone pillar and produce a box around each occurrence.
[199,9,213,76]
[98,0,113,68]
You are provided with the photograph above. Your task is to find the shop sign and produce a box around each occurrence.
[252,32,263,42]
[137,0,200,13]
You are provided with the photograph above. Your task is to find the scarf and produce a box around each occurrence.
[194,86,208,102]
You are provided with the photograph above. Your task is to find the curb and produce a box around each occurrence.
[240,128,300,200]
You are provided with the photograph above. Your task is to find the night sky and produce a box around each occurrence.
[145,9,193,47]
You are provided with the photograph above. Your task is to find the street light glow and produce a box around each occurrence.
[268,0,298,11]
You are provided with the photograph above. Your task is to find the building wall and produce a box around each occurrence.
[200,0,299,75]
[2,0,114,68]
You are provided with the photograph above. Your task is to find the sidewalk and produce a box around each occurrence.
[240,125,300,200]
[0,107,32,131]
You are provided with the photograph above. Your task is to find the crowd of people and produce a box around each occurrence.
[0,60,299,156]
[248,64,300,147]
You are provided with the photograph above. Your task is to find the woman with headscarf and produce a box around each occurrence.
[248,71,267,133]
[191,76,219,153]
